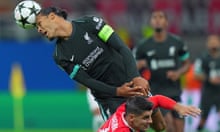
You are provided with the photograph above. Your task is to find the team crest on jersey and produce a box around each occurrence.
[84,32,93,44]
[169,46,175,56]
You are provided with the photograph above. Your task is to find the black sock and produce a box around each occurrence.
[197,125,203,131]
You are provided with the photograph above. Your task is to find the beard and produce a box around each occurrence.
[209,47,220,53]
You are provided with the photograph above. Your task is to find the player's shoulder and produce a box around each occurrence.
[168,33,184,43]
[74,15,103,23]
[138,37,154,47]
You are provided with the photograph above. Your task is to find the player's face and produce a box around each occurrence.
[207,35,220,53]
[36,13,57,40]
[131,110,153,131]
[150,11,168,32]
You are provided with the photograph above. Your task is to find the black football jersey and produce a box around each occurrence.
[136,34,189,96]
[194,52,220,90]
[54,16,139,98]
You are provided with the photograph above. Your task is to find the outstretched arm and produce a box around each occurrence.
[148,95,201,117]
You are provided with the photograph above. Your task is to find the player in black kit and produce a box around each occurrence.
[135,11,190,132]
[34,7,169,131]
[194,35,220,132]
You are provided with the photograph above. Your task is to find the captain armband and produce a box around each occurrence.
[98,25,114,42]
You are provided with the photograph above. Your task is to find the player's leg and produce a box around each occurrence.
[93,112,104,132]
[162,109,175,132]
[97,98,126,121]
[172,96,185,132]
[172,110,185,132]
[86,89,104,131]
[197,92,212,131]
[150,108,167,132]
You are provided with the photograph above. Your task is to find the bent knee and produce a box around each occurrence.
[151,121,166,131]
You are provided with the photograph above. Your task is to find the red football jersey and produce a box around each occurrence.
[98,95,176,132]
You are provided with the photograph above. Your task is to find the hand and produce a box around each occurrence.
[116,81,145,97]
[166,70,181,81]
[132,77,150,96]
[173,103,201,117]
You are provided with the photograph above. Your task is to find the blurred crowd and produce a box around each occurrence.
[0,0,219,41]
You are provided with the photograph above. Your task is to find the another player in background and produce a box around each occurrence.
[135,10,190,132]
[86,89,104,132]
[98,95,201,132]
[35,6,166,131]
[194,34,220,132]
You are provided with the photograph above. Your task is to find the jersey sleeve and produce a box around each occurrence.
[148,95,177,110]
[57,60,117,96]
[178,39,190,61]
[84,16,112,42]
[85,16,140,79]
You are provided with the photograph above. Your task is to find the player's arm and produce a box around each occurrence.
[167,40,191,81]
[148,95,201,117]
[87,16,140,80]
[86,16,150,95]
[58,62,144,97]
[176,41,191,75]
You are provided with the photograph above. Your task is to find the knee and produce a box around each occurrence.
[151,120,166,132]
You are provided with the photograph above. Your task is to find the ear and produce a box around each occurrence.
[127,114,135,122]
[48,12,56,20]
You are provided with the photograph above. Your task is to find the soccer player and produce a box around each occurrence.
[98,95,201,132]
[35,6,168,131]
[194,35,220,132]
[135,10,191,132]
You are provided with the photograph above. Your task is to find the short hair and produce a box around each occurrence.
[125,96,153,116]
[150,10,168,20]
[39,7,68,20]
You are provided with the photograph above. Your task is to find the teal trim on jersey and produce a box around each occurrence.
[98,25,114,42]
[180,52,190,61]
[69,65,80,79]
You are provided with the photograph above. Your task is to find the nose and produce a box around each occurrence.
[147,117,153,124]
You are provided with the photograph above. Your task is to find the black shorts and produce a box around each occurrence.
[200,90,220,119]
[160,96,184,119]
[96,97,127,121]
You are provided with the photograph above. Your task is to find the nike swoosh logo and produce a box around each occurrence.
[70,55,74,62]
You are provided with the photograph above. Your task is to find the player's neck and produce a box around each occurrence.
[58,20,73,39]
[153,31,167,42]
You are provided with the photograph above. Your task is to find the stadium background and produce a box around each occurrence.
[1,0,220,132]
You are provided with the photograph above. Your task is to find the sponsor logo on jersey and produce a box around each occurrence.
[146,50,155,56]
[93,16,103,30]
[84,32,93,44]
[169,46,176,56]
[150,59,176,70]
[82,46,104,68]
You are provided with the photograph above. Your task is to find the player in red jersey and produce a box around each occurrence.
[98,95,201,132]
